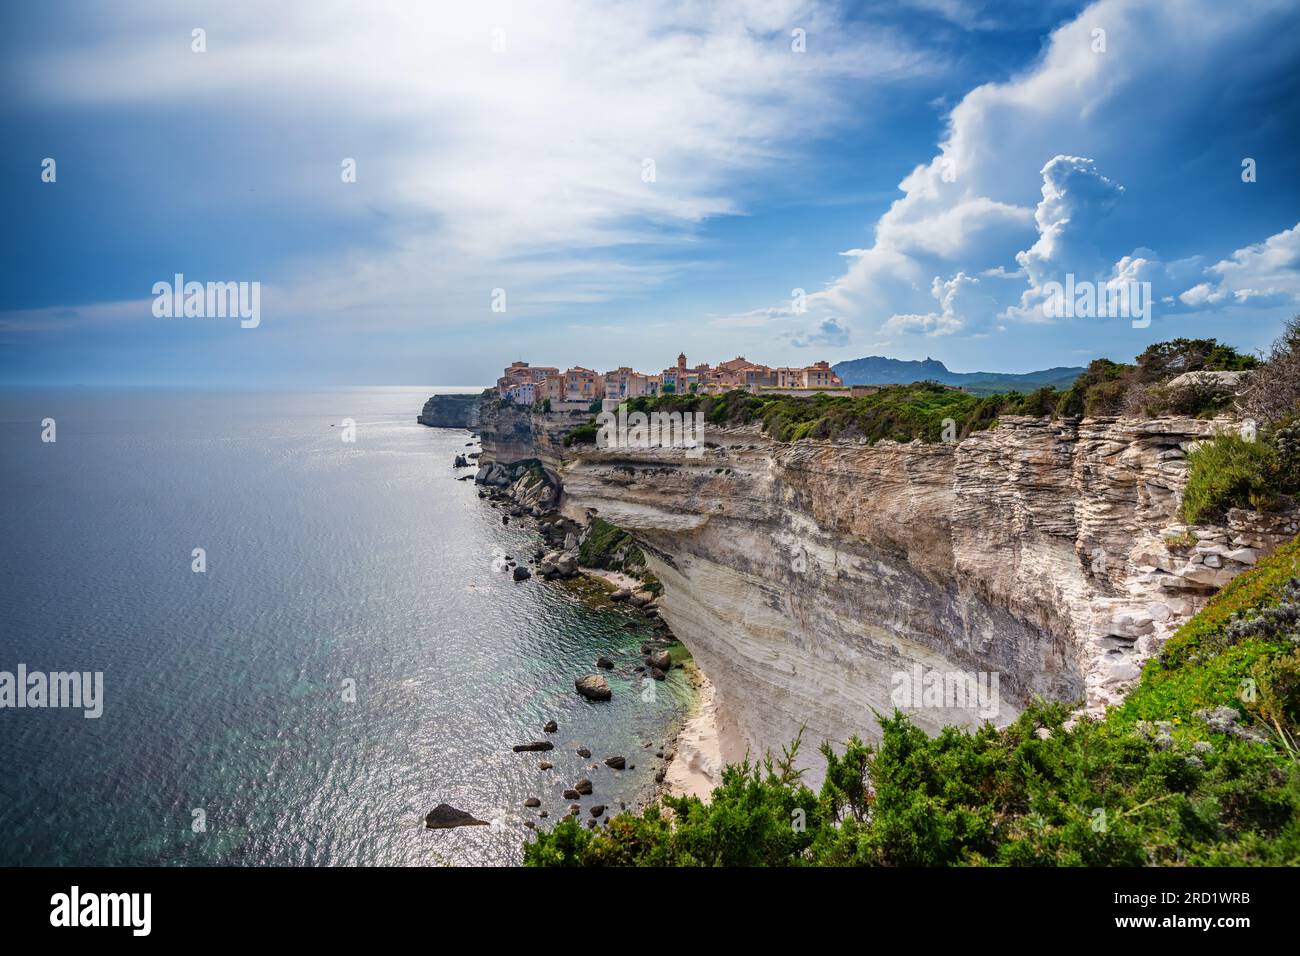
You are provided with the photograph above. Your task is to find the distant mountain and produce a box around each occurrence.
[832,355,1084,396]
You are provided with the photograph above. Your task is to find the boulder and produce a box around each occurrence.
[512,565,531,581]
[603,756,626,770]
[575,674,612,701]
[645,650,672,671]
[538,761,553,770]
[574,778,593,795]
[543,719,558,733]
[576,747,591,758]
[523,797,541,808]
[595,655,614,669]
[589,805,605,818]
[609,588,632,602]
[424,804,489,829]
[512,741,554,752]
[562,788,580,800]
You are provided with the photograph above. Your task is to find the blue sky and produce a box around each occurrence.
[2,0,1298,386]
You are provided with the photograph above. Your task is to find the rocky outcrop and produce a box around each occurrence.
[473,397,1296,781]
[418,393,484,429]
[424,804,489,829]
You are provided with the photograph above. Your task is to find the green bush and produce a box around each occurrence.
[1181,433,1282,524]
[563,421,599,446]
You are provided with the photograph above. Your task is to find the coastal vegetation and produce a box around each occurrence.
[1178,319,1300,523]
[524,537,1300,866]
[564,337,1264,447]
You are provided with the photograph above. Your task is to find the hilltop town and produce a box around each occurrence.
[495,353,845,411]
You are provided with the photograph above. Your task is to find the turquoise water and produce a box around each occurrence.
[0,387,691,865]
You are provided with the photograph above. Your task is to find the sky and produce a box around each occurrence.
[1,0,1298,386]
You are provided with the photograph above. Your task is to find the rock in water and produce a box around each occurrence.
[603,756,626,770]
[575,674,612,701]
[512,741,554,752]
[646,650,672,671]
[512,566,531,581]
[543,719,558,733]
[574,778,593,795]
[576,747,592,758]
[424,804,489,829]
[523,797,541,808]
[595,655,614,669]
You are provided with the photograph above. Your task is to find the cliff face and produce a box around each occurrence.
[477,400,1297,778]
[418,393,483,429]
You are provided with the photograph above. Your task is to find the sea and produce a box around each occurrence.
[0,386,693,866]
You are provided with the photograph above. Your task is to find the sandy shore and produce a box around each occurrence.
[577,564,726,802]
[663,664,725,801]
[580,567,645,592]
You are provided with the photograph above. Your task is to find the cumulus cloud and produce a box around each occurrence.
[797,0,1300,343]
[787,316,851,348]
[1178,224,1300,310]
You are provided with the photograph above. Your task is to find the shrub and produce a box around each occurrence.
[1244,315,1300,424]
[563,421,599,446]
[1181,433,1280,524]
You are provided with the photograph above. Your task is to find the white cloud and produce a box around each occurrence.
[796,0,1300,344]
[787,316,851,347]
[1178,224,1300,310]
[12,0,936,328]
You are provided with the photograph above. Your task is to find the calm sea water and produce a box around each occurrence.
[0,387,692,866]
